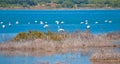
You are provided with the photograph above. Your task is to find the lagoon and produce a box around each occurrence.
[0,10,120,64]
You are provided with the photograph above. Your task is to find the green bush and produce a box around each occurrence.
[0,0,120,8]
[13,31,67,41]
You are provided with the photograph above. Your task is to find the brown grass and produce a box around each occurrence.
[90,49,120,62]
[91,62,120,64]
[0,31,120,56]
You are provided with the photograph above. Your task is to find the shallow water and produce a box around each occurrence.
[0,10,120,64]
[0,10,120,42]
[0,10,120,33]
[0,24,120,42]
[0,48,120,64]
[0,51,90,64]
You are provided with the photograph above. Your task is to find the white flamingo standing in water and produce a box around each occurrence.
[109,20,112,23]
[105,20,108,23]
[104,20,112,23]
[2,25,6,29]
[84,20,90,29]
[1,24,6,42]
[85,20,88,24]
[0,22,3,24]
[87,25,91,29]
[44,24,49,28]
[43,22,49,40]
[35,20,38,23]
[95,21,98,24]
[40,21,44,25]
[57,26,64,32]
[8,22,12,26]
[16,21,19,24]
[55,21,59,24]
[43,22,49,29]
[28,22,30,24]
[80,22,84,24]
[45,21,48,24]
[61,21,64,24]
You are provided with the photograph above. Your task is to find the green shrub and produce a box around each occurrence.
[13,31,67,41]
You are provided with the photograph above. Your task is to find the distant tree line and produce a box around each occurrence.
[0,0,120,8]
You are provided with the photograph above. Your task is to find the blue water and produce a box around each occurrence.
[0,51,91,64]
[0,48,120,64]
[0,10,120,64]
[0,10,120,33]
[0,10,120,42]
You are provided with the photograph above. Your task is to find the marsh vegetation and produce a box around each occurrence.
[0,30,120,63]
[0,30,120,51]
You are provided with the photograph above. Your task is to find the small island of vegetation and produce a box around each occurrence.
[0,30,120,62]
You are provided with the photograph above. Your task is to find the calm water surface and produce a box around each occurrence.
[0,48,120,64]
[0,10,120,64]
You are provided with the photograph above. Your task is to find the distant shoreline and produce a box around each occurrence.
[0,7,120,10]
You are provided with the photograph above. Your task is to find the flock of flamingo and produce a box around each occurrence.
[0,20,112,32]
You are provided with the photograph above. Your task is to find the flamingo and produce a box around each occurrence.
[109,20,112,23]
[85,22,88,25]
[61,21,64,24]
[95,21,98,24]
[28,22,30,24]
[85,20,88,24]
[45,22,47,24]
[58,28,64,32]
[35,20,38,23]
[80,22,84,24]
[43,24,49,28]
[57,26,64,32]
[40,21,43,24]
[2,25,6,29]
[55,21,59,24]
[16,21,19,24]
[105,20,108,23]
[87,25,91,29]
[8,22,12,26]
[0,22,3,24]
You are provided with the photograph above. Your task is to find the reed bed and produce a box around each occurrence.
[90,49,120,62]
[0,31,120,53]
[91,62,120,64]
